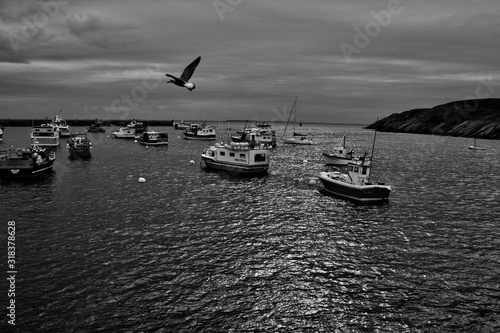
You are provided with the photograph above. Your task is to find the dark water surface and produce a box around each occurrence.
[1,123,499,332]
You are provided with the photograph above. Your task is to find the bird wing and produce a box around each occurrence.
[180,56,201,82]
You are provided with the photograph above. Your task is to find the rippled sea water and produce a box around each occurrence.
[1,123,499,332]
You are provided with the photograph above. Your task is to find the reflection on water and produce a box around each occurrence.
[1,124,499,332]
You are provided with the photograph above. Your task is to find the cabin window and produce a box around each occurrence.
[219,151,225,156]
[254,154,266,162]
[229,152,235,157]
[362,166,368,175]
[354,166,359,172]
[349,165,353,171]
[239,154,246,158]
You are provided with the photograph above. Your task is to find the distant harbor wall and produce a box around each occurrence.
[0,119,174,127]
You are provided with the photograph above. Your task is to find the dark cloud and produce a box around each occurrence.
[0,0,498,123]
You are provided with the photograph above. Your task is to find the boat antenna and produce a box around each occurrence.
[282,96,297,138]
[368,118,379,181]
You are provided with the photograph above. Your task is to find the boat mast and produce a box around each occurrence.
[282,96,297,138]
[368,119,378,182]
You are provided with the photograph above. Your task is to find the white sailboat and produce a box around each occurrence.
[467,137,486,150]
[282,97,314,145]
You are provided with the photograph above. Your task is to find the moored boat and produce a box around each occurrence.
[138,131,169,146]
[0,143,56,179]
[183,123,216,140]
[231,122,277,146]
[322,135,356,165]
[201,141,272,175]
[87,119,105,133]
[112,120,147,139]
[51,111,71,137]
[318,130,391,203]
[30,123,60,147]
[283,134,315,145]
[282,97,315,145]
[0,125,4,142]
[467,138,486,150]
[174,120,191,130]
[67,133,92,159]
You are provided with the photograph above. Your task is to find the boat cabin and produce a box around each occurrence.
[347,158,372,186]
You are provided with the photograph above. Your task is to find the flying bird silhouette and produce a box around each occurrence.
[165,56,201,91]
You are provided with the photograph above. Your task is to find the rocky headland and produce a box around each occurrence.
[365,98,500,139]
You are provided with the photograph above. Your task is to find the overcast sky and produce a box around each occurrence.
[0,0,498,124]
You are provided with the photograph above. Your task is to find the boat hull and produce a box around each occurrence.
[318,173,391,203]
[0,155,54,179]
[112,132,136,138]
[69,148,91,159]
[58,129,71,138]
[87,128,105,133]
[201,156,268,175]
[139,141,168,146]
[322,153,352,166]
[283,138,314,145]
[30,136,60,147]
[183,133,216,140]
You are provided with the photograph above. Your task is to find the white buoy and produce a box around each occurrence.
[308,179,317,186]
[303,159,308,163]
[189,160,195,165]
[134,139,138,143]
[138,177,146,183]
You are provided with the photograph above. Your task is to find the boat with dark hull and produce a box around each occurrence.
[138,131,169,146]
[318,131,391,203]
[87,119,105,133]
[0,144,56,179]
[183,123,216,140]
[67,133,92,159]
[201,142,272,175]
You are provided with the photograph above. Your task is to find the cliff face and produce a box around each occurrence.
[365,98,500,139]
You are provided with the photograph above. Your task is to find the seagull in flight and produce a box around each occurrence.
[165,56,201,91]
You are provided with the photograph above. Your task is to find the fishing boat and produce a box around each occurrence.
[282,97,314,145]
[231,121,277,146]
[201,141,272,175]
[67,133,92,159]
[138,131,169,146]
[30,123,60,147]
[0,142,56,179]
[51,111,71,137]
[322,135,356,165]
[112,120,147,139]
[87,119,105,133]
[183,123,216,140]
[318,131,391,203]
[174,120,191,130]
[467,138,486,150]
